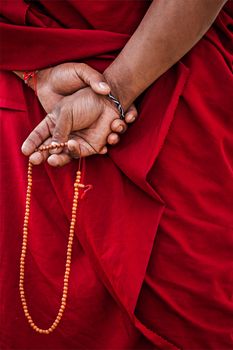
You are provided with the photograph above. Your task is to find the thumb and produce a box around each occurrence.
[75,63,110,95]
[51,106,72,154]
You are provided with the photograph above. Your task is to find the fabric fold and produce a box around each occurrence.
[0,22,129,70]
[1,1,233,349]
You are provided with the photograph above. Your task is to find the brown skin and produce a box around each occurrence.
[104,0,228,110]
[16,63,111,113]
[23,87,122,166]
[22,0,227,166]
[15,63,137,148]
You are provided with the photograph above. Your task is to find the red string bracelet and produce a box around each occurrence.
[23,71,39,96]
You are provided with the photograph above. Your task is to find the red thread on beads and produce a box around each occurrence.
[78,145,93,199]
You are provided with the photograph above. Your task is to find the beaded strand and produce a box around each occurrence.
[20,142,85,334]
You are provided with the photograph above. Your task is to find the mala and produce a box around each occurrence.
[19,142,91,334]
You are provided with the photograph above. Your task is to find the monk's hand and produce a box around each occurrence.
[27,62,137,142]
[35,62,111,113]
[22,87,137,166]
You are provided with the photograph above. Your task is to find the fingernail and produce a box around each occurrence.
[99,82,109,90]
[21,142,31,156]
[21,142,26,153]
[129,116,136,123]
[118,125,124,133]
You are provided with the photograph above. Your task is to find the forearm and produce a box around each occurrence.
[104,0,227,110]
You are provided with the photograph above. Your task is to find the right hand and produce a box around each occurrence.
[22,87,129,166]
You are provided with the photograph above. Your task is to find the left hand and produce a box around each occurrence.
[35,62,110,113]
[17,62,137,143]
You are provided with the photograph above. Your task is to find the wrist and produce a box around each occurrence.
[14,68,50,93]
[14,70,39,93]
[103,64,137,111]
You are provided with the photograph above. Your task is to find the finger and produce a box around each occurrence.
[47,153,72,167]
[124,104,138,124]
[107,133,120,145]
[75,63,110,95]
[48,141,68,155]
[29,151,45,165]
[99,146,108,155]
[67,139,97,158]
[51,105,72,147]
[110,119,127,134]
[21,114,55,156]
[28,137,52,165]
[51,63,86,95]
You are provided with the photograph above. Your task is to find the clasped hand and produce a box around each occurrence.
[22,63,137,167]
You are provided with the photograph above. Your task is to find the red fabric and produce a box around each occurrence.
[0,1,233,349]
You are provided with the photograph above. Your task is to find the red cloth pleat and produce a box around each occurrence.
[0,1,233,349]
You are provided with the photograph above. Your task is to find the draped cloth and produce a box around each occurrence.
[0,1,233,349]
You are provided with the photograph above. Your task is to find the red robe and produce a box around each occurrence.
[0,1,233,349]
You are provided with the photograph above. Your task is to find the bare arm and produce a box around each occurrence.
[21,0,228,166]
[104,0,227,109]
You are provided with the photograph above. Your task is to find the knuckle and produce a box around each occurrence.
[59,104,68,116]
[53,130,63,141]
[27,136,38,148]
[79,62,86,71]
[94,71,103,81]
[32,130,44,144]
[46,112,56,122]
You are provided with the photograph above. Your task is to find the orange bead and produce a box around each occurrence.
[19,158,93,334]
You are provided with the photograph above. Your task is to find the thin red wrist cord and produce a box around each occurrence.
[23,71,38,96]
